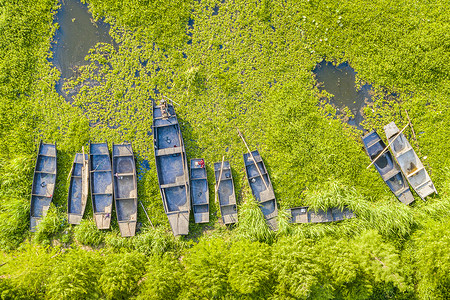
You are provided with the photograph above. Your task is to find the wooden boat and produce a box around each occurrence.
[384,122,437,199]
[152,99,190,236]
[288,206,354,223]
[89,142,113,229]
[214,161,238,224]
[30,141,57,231]
[112,143,138,237]
[362,130,415,205]
[243,150,278,230]
[190,159,209,223]
[67,153,89,224]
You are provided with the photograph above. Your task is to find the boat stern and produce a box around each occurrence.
[68,213,83,225]
[118,221,137,237]
[167,211,190,236]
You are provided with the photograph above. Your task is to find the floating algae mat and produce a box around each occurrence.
[314,61,373,129]
[51,0,112,99]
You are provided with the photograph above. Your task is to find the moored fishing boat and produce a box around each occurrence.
[243,150,278,230]
[362,130,414,205]
[30,141,57,231]
[288,206,354,223]
[67,152,89,224]
[112,143,138,237]
[153,99,190,236]
[190,159,209,223]
[89,142,113,229]
[214,161,238,224]
[384,122,437,199]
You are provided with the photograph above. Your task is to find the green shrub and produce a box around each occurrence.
[47,248,103,300]
[0,243,57,299]
[182,238,231,298]
[0,198,29,250]
[235,195,275,244]
[137,253,184,300]
[33,204,66,246]
[228,240,274,297]
[73,219,105,247]
[99,251,146,299]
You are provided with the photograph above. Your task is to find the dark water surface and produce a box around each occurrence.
[313,61,373,129]
[51,0,112,99]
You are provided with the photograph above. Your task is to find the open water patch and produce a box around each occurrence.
[313,60,373,130]
[51,0,112,100]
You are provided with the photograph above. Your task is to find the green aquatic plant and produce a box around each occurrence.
[73,219,106,247]
[235,192,275,244]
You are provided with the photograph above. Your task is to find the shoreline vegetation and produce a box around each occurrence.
[0,0,449,298]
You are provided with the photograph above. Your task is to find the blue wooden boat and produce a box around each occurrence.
[113,143,138,237]
[89,142,113,229]
[243,150,278,230]
[214,161,238,224]
[30,141,57,231]
[288,206,354,223]
[153,99,190,236]
[362,130,415,205]
[384,122,437,200]
[190,159,209,223]
[67,152,89,224]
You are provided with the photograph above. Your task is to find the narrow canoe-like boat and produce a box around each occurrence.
[362,130,415,205]
[152,99,190,236]
[30,141,57,231]
[384,122,437,199]
[190,159,209,223]
[288,206,354,223]
[89,142,113,229]
[67,153,89,224]
[214,161,238,224]
[112,143,138,237]
[243,150,278,230]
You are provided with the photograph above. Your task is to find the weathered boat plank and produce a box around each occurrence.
[214,161,238,224]
[243,150,278,230]
[153,99,190,236]
[89,142,113,229]
[30,141,57,231]
[362,130,415,205]
[67,153,89,224]
[191,159,209,223]
[384,122,437,199]
[113,143,138,237]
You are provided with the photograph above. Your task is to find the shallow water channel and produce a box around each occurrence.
[51,0,112,99]
[313,61,373,130]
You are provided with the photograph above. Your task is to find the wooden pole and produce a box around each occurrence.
[366,123,410,169]
[215,156,225,203]
[405,109,421,151]
[237,128,269,189]
[67,156,75,181]
[139,201,154,228]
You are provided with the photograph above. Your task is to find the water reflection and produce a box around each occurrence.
[313,61,373,129]
[51,0,112,100]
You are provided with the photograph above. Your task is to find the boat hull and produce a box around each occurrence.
[288,206,354,223]
[191,159,209,223]
[113,143,138,237]
[214,161,238,225]
[67,153,89,224]
[362,130,414,205]
[153,100,190,236]
[384,122,437,199]
[89,142,113,229]
[243,150,278,231]
[30,142,57,232]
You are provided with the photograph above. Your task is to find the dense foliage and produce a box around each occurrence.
[0,0,449,298]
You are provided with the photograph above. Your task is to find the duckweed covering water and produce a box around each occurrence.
[1,0,449,298]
